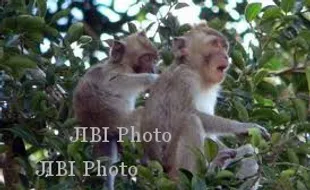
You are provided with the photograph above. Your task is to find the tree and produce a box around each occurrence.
[0,0,309,189]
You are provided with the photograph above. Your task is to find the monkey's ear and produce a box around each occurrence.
[138,31,146,37]
[109,40,125,63]
[172,37,188,59]
[104,39,114,47]
[172,37,186,49]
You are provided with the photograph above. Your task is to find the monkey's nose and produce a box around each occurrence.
[218,53,228,60]
[151,64,157,74]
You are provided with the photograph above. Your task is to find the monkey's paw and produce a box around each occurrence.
[251,123,271,141]
[212,149,237,167]
[241,123,271,141]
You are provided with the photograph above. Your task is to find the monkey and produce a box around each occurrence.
[72,31,158,190]
[140,23,270,180]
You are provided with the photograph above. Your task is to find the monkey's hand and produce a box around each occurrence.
[243,123,271,140]
[211,149,237,168]
[145,73,159,86]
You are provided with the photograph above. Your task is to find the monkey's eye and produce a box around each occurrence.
[211,39,218,46]
[140,54,155,63]
[222,41,229,50]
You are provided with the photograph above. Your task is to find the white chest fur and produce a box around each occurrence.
[195,85,220,115]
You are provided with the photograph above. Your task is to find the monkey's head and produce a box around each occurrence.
[173,23,230,85]
[108,31,158,73]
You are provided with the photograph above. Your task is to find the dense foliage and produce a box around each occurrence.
[0,0,309,189]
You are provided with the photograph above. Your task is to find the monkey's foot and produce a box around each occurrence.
[236,158,259,179]
[212,149,237,167]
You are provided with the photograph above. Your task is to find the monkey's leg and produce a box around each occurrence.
[223,144,260,190]
[165,115,205,179]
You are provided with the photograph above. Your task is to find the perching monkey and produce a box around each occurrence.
[72,31,158,190]
[141,23,270,179]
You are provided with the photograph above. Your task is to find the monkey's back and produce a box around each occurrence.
[142,64,201,163]
[73,63,133,134]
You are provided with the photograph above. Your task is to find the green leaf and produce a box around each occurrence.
[253,69,268,86]
[248,128,261,147]
[78,35,92,44]
[67,140,83,157]
[296,180,307,190]
[46,65,56,85]
[191,175,207,190]
[161,49,174,66]
[253,94,275,107]
[215,170,234,179]
[62,118,78,129]
[159,26,170,41]
[37,0,47,17]
[252,108,279,122]
[204,138,218,163]
[239,178,260,190]
[0,144,7,154]
[47,181,72,190]
[208,17,226,30]
[25,32,44,43]
[306,67,310,96]
[127,22,137,33]
[262,6,283,21]
[49,9,70,24]
[245,3,262,22]
[292,99,307,122]
[193,0,204,5]
[300,170,310,187]
[148,160,164,173]
[0,47,3,59]
[44,25,59,38]
[281,0,295,13]
[231,50,245,70]
[271,132,281,145]
[65,22,84,44]
[177,24,192,35]
[287,148,299,164]
[9,0,26,12]
[16,15,45,31]
[280,169,296,177]
[232,99,249,122]
[137,165,153,180]
[157,178,177,190]
[4,55,37,70]
[256,81,279,98]
[5,125,39,146]
[145,22,155,32]
[31,91,47,111]
[258,50,275,66]
[290,36,309,50]
[178,169,192,188]
[44,135,67,156]
[35,178,46,190]
[175,3,189,10]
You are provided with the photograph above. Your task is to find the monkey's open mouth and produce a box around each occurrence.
[217,65,228,72]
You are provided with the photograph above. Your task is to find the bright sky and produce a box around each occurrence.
[42,0,275,64]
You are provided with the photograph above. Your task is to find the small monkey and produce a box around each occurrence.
[73,32,158,189]
[141,23,270,179]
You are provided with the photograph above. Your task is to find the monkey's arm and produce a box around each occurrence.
[196,111,270,139]
[111,73,158,89]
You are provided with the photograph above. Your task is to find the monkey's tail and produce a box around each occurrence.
[106,138,118,190]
